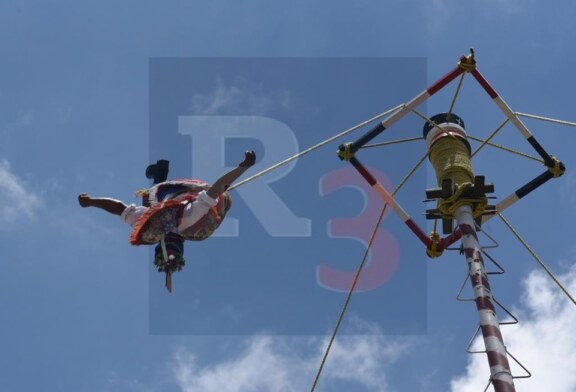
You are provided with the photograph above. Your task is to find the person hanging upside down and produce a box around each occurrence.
[78,151,256,282]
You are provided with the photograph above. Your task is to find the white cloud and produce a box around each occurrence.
[450,267,576,392]
[173,324,411,392]
[0,159,42,222]
[190,78,291,116]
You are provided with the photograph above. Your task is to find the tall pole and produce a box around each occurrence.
[456,205,515,391]
[424,113,515,392]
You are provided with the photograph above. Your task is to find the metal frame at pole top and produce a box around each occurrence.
[337,51,566,391]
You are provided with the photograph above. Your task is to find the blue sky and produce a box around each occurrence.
[1,1,576,391]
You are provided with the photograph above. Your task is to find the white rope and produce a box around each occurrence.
[514,112,576,127]
[228,104,405,190]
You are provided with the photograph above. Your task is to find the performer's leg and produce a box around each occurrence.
[206,151,255,199]
[78,194,127,216]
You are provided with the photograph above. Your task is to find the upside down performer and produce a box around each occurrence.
[78,151,256,291]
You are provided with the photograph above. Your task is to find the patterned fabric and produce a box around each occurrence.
[154,232,186,273]
[148,179,210,204]
[129,179,232,245]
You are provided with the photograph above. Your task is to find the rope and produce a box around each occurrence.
[471,118,509,158]
[433,217,439,238]
[412,109,459,142]
[467,135,544,164]
[399,152,429,194]
[514,112,576,127]
[228,104,404,190]
[310,201,388,392]
[160,235,169,262]
[446,72,466,121]
[429,137,475,187]
[361,136,423,149]
[427,231,443,258]
[437,183,488,220]
[497,212,576,306]
[310,153,426,391]
[458,49,476,71]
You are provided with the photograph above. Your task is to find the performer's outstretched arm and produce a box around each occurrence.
[207,151,256,199]
[78,194,127,216]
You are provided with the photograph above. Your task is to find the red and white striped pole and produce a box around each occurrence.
[456,205,515,392]
[424,113,516,392]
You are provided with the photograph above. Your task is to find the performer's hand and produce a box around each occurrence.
[78,193,92,207]
[239,150,256,167]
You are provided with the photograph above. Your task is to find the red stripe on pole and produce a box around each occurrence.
[470,271,492,289]
[487,351,513,371]
[463,248,483,260]
[481,324,505,341]
[459,224,479,241]
[475,296,497,313]
[427,66,465,95]
[471,69,498,99]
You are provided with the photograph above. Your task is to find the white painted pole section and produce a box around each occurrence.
[456,204,516,392]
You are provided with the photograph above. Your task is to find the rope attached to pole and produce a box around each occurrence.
[310,202,388,392]
[514,112,576,127]
[310,151,427,391]
[497,212,576,306]
[471,118,510,158]
[467,135,544,163]
[228,104,404,191]
[446,72,466,121]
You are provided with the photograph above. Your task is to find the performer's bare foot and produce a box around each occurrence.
[239,150,256,167]
[78,193,92,207]
[207,151,256,199]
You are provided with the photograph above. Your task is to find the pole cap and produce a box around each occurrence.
[423,113,470,153]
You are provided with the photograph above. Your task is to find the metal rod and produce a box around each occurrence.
[481,170,554,225]
[349,66,465,152]
[349,157,432,247]
[470,69,556,168]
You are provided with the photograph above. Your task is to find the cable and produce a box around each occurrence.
[310,201,388,392]
[471,118,509,158]
[514,112,576,127]
[310,152,427,391]
[467,135,544,163]
[446,72,466,121]
[361,136,423,149]
[497,212,576,306]
[228,104,404,191]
